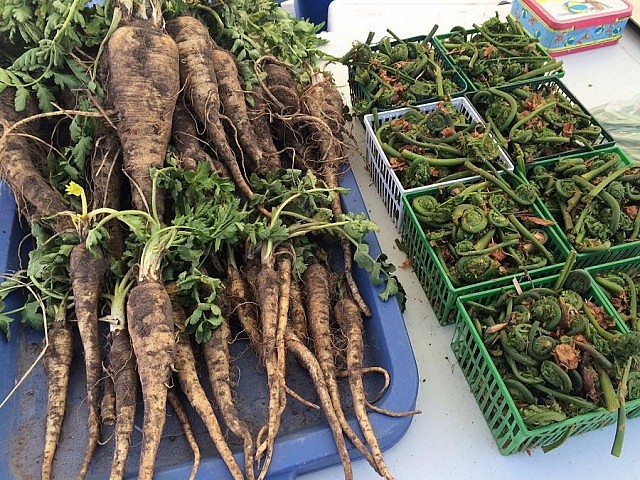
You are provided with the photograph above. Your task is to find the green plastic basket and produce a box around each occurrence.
[585,257,640,420]
[523,147,640,269]
[347,35,468,118]
[468,78,616,170]
[433,28,564,92]
[451,273,639,454]
[363,97,513,229]
[400,178,567,325]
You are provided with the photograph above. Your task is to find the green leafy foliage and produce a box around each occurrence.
[249,167,403,303]
[0,274,23,340]
[0,0,112,110]
[99,163,249,340]
[0,223,76,340]
[353,245,403,305]
[158,163,248,255]
[199,0,327,87]
[48,96,97,196]
[177,269,224,343]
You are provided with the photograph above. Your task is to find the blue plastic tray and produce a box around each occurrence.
[0,168,419,479]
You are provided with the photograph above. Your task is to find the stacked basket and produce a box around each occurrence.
[347,14,640,456]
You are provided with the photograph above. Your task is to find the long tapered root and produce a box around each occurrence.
[71,243,108,480]
[106,23,179,216]
[172,306,244,480]
[42,320,74,480]
[166,16,256,201]
[204,319,256,480]
[126,281,174,480]
[107,329,137,480]
[167,389,201,480]
[0,89,73,233]
[285,330,353,480]
[303,263,382,475]
[254,265,286,479]
[335,298,396,480]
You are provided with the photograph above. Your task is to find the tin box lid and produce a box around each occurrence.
[521,0,633,28]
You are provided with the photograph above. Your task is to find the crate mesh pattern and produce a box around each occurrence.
[451,274,639,454]
[363,97,513,228]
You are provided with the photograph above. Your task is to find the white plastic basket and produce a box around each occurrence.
[363,97,514,229]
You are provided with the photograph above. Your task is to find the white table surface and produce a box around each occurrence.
[298,2,640,479]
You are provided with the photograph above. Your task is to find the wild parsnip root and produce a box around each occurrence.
[253,264,286,478]
[288,275,308,346]
[90,122,125,259]
[105,19,179,216]
[275,254,292,377]
[171,94,226,174]
[167,389,200,480]
[211,45,265,173]
[101,375,116,427]
[284,329,353,480]
[335,297,394,480]
[258,57,307,167]
[227,264,262,350]
[300,75,370,316]
[173,304,244,480]
[107,328,137,480]
[204,317,256,480]
[226,264,317,413]
[248,86,282,174]
[303,263,381,475]
[300,73,345,168]
[0,89,72,233]
[126,280,174,480]
[71,243,108,480]
[166,16,255,201]
[260,57,300,115]
[41,312,74,480]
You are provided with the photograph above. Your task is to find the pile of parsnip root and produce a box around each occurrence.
[0,1,414,479]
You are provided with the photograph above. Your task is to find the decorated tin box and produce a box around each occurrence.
[510,0,633,55]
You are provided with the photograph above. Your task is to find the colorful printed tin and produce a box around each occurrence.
[511,0,633,55]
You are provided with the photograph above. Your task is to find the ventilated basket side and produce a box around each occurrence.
[451,274,628,455]
[523,147,640,268]
[401,180,567,325]
[363,97,513,229]
[400,199,457,324]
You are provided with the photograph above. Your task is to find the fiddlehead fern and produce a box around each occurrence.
[554,179,579,199]
[412,195,439,218]
[563,270,591,297]
[453,204,488,233]
[565,313,588,336]
[505,377,537,405]
[528,152,640,252]
[456,255,498,283]
[424,109,453,134]
[511,304,532,324]
[461,129,500,162]
[521,404,567,427]
[487,209,510,228]
[531,296,562,330]
[558,290,584,310]
[607,181,625,201]
[528,321,557,361]
[540,360,573,393]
